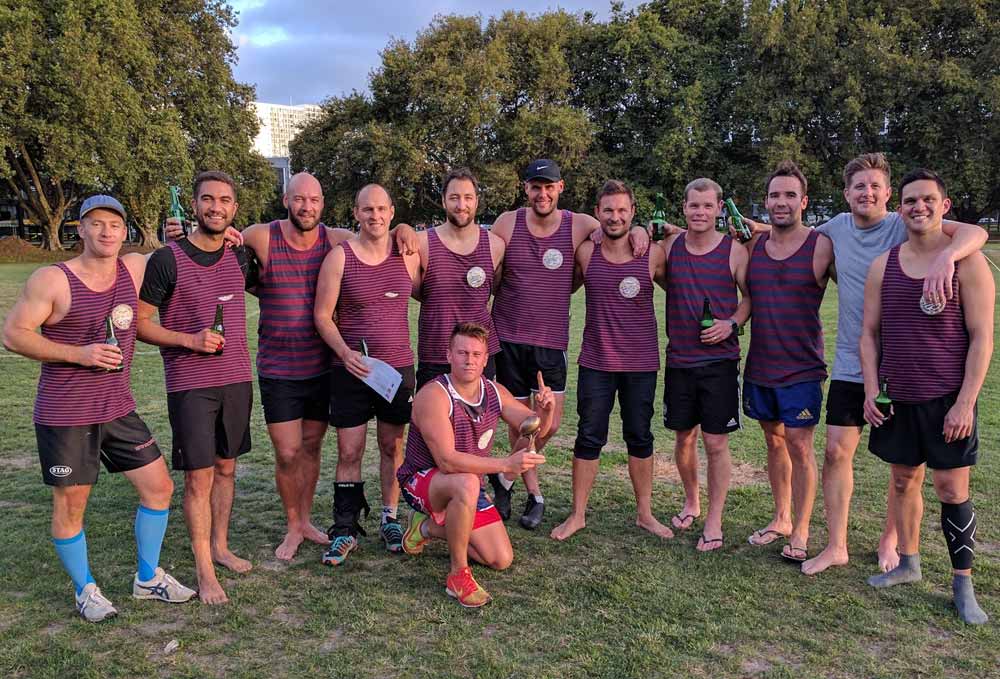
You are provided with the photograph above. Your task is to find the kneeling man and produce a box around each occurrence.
[397,323,552,607]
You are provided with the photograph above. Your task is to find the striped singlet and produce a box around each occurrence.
[744,230,826,387]
[397,375,503,488]
[256,221,332,380]
[491,208,575,350]
[418,227,500,363]
[578,247,660,372]
[34,260,137,426]
[665,234,740,367]
[158,241,252,393]
[879,245,967,403]
[332,240,413,368]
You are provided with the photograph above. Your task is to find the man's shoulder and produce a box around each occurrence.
[816,212,851,236]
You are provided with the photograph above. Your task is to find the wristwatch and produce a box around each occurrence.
[729,319,738,334]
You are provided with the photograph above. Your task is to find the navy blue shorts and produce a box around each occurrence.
[742,380,823,428]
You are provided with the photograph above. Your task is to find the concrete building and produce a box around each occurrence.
[251,102,322,192]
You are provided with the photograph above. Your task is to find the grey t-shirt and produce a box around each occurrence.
[816,211,907,382]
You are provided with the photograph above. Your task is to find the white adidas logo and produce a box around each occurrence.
[796,409,813,420]
[726,418,737,427]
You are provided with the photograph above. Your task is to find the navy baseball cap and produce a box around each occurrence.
[522,159,562,182]
[79,194,127,221]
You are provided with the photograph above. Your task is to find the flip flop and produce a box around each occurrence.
[781,545,808,563]
[671,513,697,531]
[697,535,724,552]
[747,528,789,546]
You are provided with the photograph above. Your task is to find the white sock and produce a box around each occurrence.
[498,474,514,491]
[381,505,397,523]
[533,495,544,504]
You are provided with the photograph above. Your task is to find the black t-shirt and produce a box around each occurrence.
[140,239,258,307]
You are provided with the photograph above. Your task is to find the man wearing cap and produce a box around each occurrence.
[137,171,255,605]
[3,195,195,622]
[488,159,650,529]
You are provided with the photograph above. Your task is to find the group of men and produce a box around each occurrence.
[2,153,991,621]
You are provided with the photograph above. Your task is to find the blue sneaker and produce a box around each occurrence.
[321,535,358,566]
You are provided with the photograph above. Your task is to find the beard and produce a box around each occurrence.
[447,210,475,228]
[195,212,230,234]
[289,210,319,232]
[602,224,629,240]
[530,202,557,218]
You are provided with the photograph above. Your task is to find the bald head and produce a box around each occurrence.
[353,183,395,239]
[354,183,393,209]
[284,172,323,232]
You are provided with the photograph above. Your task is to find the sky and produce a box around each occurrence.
[230,1,640,105]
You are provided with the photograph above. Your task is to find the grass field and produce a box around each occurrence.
[0,254,998,679]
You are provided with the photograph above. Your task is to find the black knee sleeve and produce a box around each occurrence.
[941,500,976,570]
[331,481,370,538]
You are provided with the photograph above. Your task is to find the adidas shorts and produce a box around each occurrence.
[329,365,415,428]
[663,359,741,435]
[742,380,823,428]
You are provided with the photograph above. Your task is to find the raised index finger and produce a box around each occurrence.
[537,370,546,390]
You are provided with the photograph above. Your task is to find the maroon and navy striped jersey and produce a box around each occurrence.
[256,221,332,380]
[418,227,499,363]
[578,247,660,372]
[745,230,826,387]
[492,208,575,350]
[332,240,413,368]
[879,245,967,403]
[34,260,137,426]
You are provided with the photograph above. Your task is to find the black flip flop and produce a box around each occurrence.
[781,545,808,563]
[672,513,697,531]
[697,534,724,552]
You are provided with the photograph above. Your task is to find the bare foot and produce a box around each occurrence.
[636,515,675,539]
[801,545,849,575]
[877,537,899,573]
[197,574,229,605]
[213,549,253,573]
[275,531,304,561]
[302,523,330,545]
[550,514,586,541]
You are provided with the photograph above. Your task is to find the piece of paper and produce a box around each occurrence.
[361,356,402,402]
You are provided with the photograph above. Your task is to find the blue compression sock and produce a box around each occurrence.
[52,531,95,595]
[134,505,169,581]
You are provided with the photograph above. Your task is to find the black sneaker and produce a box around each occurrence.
[519,496,544,530]
[488,474,513,521]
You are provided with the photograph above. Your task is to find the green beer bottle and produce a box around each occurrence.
[875,378,892,417]
[701,297,714,330]
[169,186,188,236]
[104,315,123,373]
[360,338,369,357]
[650,193,667,241]
[212,303,224,356]
[724,198,753,243]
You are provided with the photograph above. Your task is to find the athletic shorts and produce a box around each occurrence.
[825,380,866,428]
[495,341,568,398]
[416,355,496,390]
[259,373,330,424]
[167,381,253,471]
[400,468,502,530]
[329,365,415,428]
[575,366,657,460]
[742,380,823,428]
[35,411,162,486]
[663,359,741,435]
[869,392,978,470]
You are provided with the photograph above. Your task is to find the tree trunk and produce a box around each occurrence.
[137,222,162,249]
[4,146,72,251]
[40,215,63,251]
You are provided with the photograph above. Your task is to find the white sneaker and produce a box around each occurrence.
[75,583,118,622]
[132,567,196,603]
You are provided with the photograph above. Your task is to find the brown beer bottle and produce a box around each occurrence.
[212,303,224,356]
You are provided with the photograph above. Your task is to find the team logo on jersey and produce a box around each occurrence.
[111,303,133,330]
[619,276,640,299]
[384,292,399,298]
[919,294,946,316]
[466,266,486,288]
[542,248,563,270]
[478,429,494,450]
[49,465,72,478]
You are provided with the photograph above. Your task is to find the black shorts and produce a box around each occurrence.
[663,360,741,435]
[574,366,657,460]
[825,380,866,427]
[416,355,496,390]
[495,341,568,398]
[259,373,330,424]
[167,382,253,471]
[329,365,416,428]
[36,411,162,486]
[869,392,978,470]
